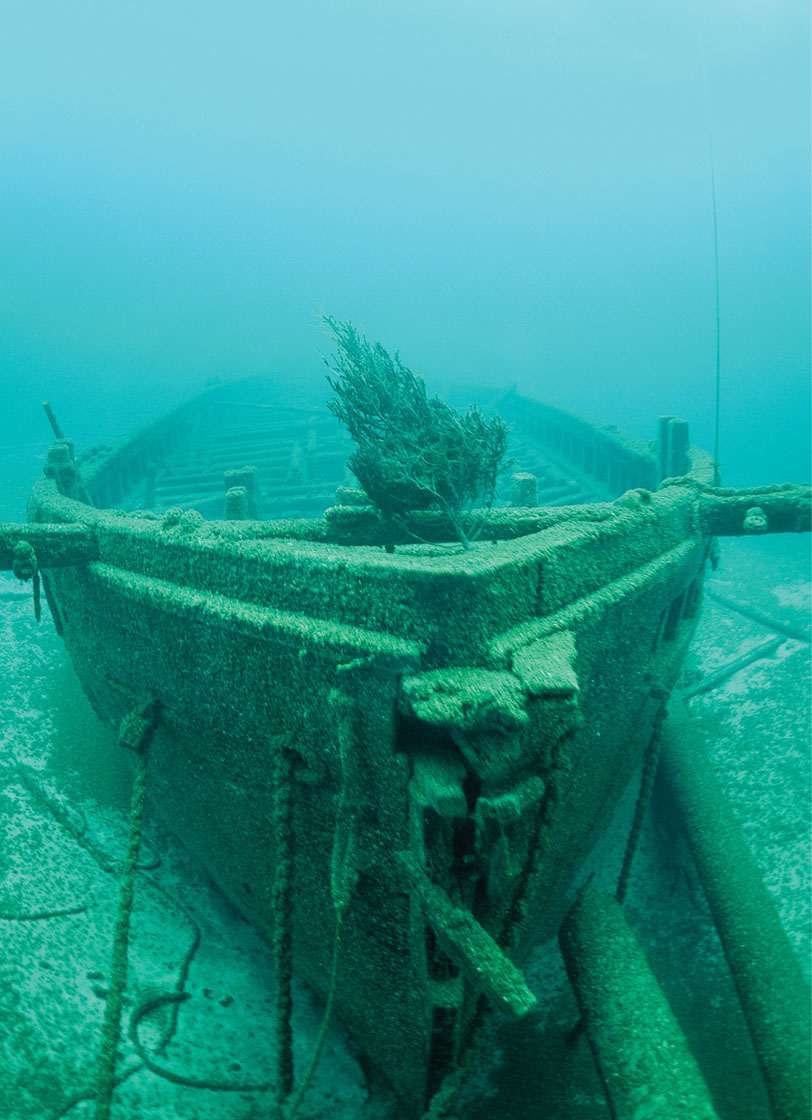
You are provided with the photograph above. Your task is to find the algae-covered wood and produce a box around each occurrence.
[23,378,804,1116]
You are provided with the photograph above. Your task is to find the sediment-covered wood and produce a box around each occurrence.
[559,884,720,1119]
[0,523,99,570]
[699,483,811,536]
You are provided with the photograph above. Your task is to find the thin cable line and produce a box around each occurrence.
[700,44,722,483]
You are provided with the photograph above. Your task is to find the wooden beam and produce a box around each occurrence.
[0,523,98,570]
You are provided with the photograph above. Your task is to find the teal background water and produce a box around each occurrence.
[0,8,809,1116]
[0,1,808,491]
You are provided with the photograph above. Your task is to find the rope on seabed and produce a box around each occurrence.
[128,991,272,1092]
[705,589,811,645]
[681,635,785,699]
[52,863,204,1119]
[93,698,160,1120]
[14,761,163,873]
[0,902,91,921]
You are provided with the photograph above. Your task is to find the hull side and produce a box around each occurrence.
[32,469,708,1112]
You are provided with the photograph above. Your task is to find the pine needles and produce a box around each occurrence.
[322,316,509,549]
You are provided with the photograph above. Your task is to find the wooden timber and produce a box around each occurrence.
[19,376,810,1117]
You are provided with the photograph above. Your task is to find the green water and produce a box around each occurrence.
[1,3,809,1118]
[0,3,809,484]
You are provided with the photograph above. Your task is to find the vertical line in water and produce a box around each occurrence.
[709,133,721,484]
[700,43,722,484]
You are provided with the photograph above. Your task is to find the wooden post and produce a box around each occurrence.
[510,472,539,507]
[224,466,262,518]
[43,400,65,440]
[143,463,157,511]
[658,417,690,480]
[225,486,249,521]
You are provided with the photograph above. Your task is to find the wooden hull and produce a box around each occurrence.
[28,382,715,1114]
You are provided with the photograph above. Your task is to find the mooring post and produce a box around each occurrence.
[225,485,249,520]
[224,466,262,518]
[658,416,691,480]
